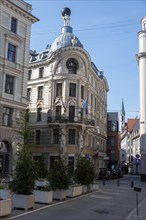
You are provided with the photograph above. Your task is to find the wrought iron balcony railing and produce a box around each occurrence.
[47,116,95,126]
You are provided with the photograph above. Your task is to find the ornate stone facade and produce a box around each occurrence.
[28,7,109,174]
[0,0,38,175]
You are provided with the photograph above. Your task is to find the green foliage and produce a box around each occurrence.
[13,110,35,195]
[15,110,31,147]
[48,156,70,190]
[13,148,35,195]
[34,156,48,179]
[0,185,5,190]
[74,157,95,186]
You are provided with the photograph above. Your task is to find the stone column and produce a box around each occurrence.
[59,126,66,154]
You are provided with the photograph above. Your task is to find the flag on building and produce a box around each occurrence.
[83,97,88,114]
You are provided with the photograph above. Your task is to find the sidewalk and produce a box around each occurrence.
[125,197,146,220]
[99,174,146,220]
[123,175,146,220]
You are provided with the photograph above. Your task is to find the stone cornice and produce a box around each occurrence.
[1,0,39,23]
[0,97,27,109]
[29,47,91,68]
[5,33,23,44]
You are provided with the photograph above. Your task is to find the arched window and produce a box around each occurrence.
[66,58,78,74]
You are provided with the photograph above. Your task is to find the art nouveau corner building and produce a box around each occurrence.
[0,0,38,175]
[28,8,109,173]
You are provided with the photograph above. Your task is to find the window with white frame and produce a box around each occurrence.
[37,107,42,121]
[37,86,43,100]
[53,129,59,144]
[5,74,14,95]
[7,43,16,62]
[69,106,75,122]
[39,67,44,78]
[27,88,31,101]
[81,85,84,99]
[2,107,13,127]
[11,17,17,33]
[68,129,75,144]
[28,70,32,80]
[35,130,41,144]
[56,83,62,96]
[69,83,76,97]
[55,106,61,120]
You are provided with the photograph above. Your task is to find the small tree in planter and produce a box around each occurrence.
[12,110,35,210]
[34,156,48,181]
[33,157,53,204]
[48,156,70,200]
[12,147,35,195]
[66,165,83,198]
[0,182,12,217]
[34,156,49,189]
[74,157,96,193]
[0,180,11,199]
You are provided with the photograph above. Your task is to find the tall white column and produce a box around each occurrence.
[137,16,146,181]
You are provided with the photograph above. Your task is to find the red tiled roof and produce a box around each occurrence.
[127,119,138,132]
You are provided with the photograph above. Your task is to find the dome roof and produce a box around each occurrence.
[50,8,83,54]
[50,30,83,53]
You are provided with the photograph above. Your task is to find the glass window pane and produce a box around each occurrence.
[5,75,14,94]
[7,43,16,62]
[11,17,17,33]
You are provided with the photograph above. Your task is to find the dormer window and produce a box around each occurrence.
[66,58,78,74]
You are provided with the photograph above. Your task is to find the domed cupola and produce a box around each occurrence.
[50,7,83,53]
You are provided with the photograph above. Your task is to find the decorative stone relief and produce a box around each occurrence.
[79,129,85,149]
[49,63,53,72]
[59,127,66,150]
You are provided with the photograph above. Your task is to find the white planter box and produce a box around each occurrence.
[87,184,93,193]
[13,194,35,210]
[0,189,11,199]
[34,190,53,204]
[35,179,49,188]
[92,182,99,191]
[82,185,88,194]
[53,190,66,201]
[66,185,83,198]
[0,199,12,217]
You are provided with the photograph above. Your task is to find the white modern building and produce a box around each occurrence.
[137,15,146,181]
[27,7,109,174]
[0,0,38,175]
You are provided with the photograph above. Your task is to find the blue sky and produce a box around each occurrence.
[27,0,145,120]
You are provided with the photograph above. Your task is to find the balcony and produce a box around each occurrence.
[47,116,95,126]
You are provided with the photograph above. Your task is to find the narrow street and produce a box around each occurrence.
[2,175,146,220]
